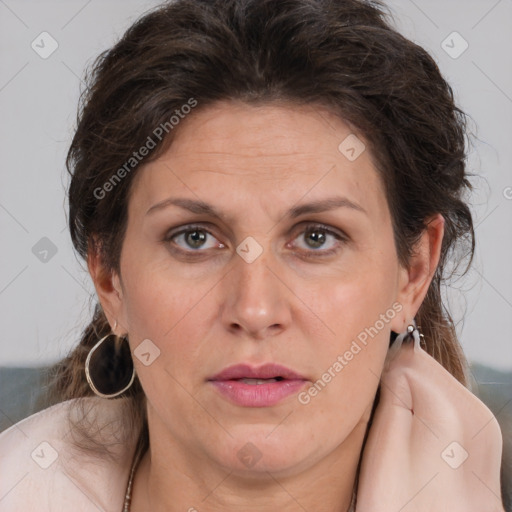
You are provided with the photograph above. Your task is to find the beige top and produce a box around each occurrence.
[0,396,138,511]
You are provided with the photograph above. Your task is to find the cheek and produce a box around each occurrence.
[296,258,397,407]
[308,253,398,347]
[119,243,196,336]
[119,250,218,384]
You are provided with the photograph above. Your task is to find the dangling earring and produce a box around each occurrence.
[391,319,427,353]
[85,321,136,398]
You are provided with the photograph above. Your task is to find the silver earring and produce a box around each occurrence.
[85,321,136,398]
[394,319,426,349]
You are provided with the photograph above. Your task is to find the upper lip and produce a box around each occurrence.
[208,363,306,381]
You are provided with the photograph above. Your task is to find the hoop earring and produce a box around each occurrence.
[85,321,136,399]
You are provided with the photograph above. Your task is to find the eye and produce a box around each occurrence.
[289,223,346,257]
[164,222,346,258]
[164,225,225,253]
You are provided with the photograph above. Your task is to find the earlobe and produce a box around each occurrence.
[391,214,445,330]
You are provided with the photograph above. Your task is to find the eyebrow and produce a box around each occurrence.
[145,195,367,220]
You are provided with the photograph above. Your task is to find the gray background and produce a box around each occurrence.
[0,0,511,372]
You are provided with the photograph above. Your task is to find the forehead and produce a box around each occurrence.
[163,101,363,164]
[129,101,388,223]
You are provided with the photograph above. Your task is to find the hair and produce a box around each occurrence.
[48,0,477,505]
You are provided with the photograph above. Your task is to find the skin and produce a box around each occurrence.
[89,101,444,511]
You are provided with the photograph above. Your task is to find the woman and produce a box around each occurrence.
[0,0,506,510]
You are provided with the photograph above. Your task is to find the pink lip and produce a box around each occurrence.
[208,363,308,407]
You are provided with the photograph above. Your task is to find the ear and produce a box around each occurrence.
[390,213,445,333]
[87,240,127,336]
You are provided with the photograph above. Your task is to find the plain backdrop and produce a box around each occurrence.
[0,0,511,371]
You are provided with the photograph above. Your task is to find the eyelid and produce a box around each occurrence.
[290,221,347,240]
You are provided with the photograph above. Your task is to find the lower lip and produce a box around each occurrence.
[209,379,307,407]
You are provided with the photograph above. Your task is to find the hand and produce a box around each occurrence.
[356,337,505,512]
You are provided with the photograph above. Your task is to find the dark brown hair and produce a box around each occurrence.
[49,0,476,503]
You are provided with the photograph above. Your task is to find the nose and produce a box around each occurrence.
[221,250,292,340]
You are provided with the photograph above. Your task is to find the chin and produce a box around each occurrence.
[214,427,320,477]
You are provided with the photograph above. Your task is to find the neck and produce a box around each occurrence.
[130,412,369,512]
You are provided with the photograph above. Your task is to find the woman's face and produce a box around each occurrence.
[105,101,412,476]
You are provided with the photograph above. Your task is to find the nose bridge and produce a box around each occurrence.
[221,244,291,337]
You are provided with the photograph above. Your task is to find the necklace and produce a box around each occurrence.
[122,437,145,512]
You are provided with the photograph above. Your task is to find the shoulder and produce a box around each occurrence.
[0,397,138,511]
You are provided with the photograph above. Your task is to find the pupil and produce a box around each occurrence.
[187,230,206,248]
[306,229,325,248]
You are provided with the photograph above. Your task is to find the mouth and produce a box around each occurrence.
[208,363,308,407]
[208,363,306,381]
[234,377,284,384]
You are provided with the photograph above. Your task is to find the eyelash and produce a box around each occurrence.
[163,223,347,259]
